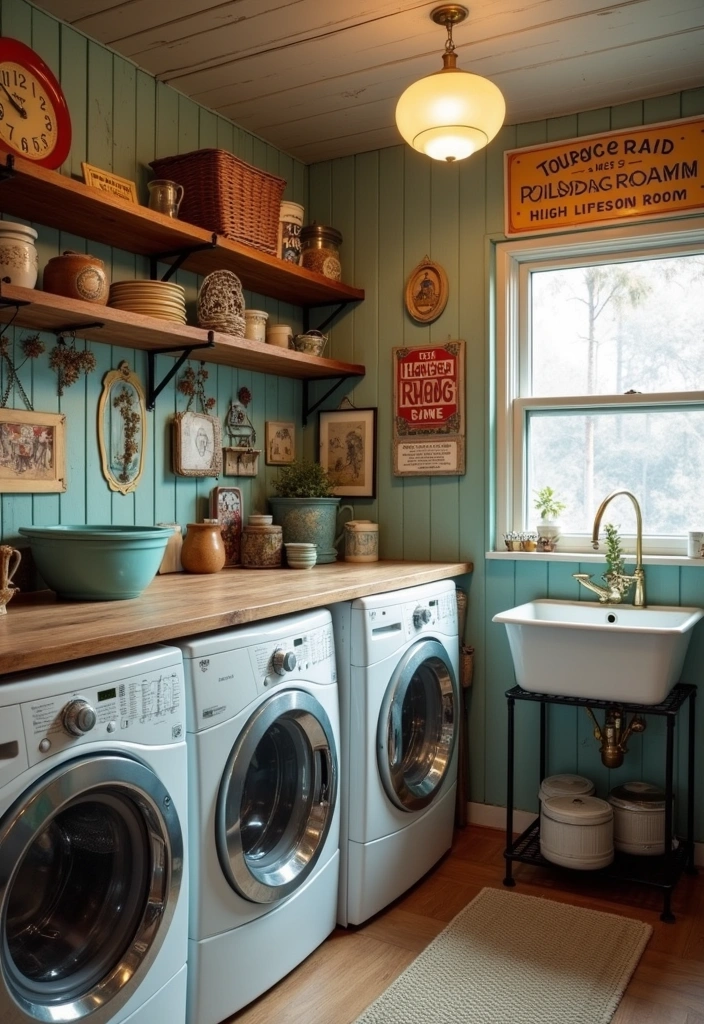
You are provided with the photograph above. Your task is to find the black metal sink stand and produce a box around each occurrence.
[503,683,697,922]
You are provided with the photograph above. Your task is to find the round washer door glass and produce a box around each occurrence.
[216,688,337,904]
[0,754,183,1024]
[377,639,458,812]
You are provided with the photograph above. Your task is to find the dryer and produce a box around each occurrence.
[177,608,339,1024]
[330,579,460,926]
[0,646,188,1024]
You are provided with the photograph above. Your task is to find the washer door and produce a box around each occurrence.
[377,639,458,812]
[0,754,183,1024]
[216,688,337,904]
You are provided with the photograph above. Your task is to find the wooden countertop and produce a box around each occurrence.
[0,560,472,677]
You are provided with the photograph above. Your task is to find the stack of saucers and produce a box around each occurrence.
[109,280,187,323]
[285,542,317,569]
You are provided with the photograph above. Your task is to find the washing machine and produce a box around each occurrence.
[330,579,460,926]
[0,645,188,1024]
[177,607,340,1024]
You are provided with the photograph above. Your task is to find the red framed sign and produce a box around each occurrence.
[392,340,465,476]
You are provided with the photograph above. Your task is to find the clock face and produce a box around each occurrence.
[0,38,71,169]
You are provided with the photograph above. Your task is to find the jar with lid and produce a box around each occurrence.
[300,223,342,281]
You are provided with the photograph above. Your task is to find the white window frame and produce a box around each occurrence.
[495,215,704,556]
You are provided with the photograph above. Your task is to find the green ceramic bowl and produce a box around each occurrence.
[18,524,174,601]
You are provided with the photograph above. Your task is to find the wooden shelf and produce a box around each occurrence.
[0,284,365,381]
[0,155,365,308]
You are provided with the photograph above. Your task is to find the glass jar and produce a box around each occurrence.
[300,223,342,281]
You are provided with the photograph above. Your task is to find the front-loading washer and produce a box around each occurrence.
[0,645,188,1024]
[176,607,339,1024]
[330,579,460,926]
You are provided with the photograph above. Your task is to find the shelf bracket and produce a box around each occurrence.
[303,301,356,335]
[149,235,218,282]
[302,376,359,426]
[146,334,216,410]
[0,154,15,182]
[0,297,30,312]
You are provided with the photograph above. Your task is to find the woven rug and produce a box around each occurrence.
[354,887,651,1024]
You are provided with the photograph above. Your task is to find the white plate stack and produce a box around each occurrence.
[109,280,187,323]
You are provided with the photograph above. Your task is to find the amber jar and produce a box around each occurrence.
[300,223,342,281]
[43,250,109,304]
[181,521,226,574]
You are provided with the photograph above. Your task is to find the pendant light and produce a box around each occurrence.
[395,4,505,163]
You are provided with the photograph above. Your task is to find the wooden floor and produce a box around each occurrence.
[229,824,704,1024]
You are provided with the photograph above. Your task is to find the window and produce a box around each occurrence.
[496,216,704,554]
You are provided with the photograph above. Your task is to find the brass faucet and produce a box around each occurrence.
[573,489,646,607]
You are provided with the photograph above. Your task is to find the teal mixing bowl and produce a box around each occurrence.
[18,524,174,601]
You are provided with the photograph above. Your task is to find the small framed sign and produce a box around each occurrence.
[82,162,138,203]
[265,421,295,465]
[0,408,66,493]
[172,411,222,478]
[319,407,377,498]
[392,340,465,476]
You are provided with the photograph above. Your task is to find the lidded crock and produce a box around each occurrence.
[0,221,39,289]
[43,250,109,304]
[540,794,614,871]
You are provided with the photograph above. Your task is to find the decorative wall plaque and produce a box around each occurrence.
[404,256,449,324]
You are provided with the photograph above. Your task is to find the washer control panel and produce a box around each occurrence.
[252,621,335,692]
[20,666,184,765]
[403,587,457,638]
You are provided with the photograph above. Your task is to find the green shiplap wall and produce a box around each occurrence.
[2,0,704,838]
[0,0,308,541]
[310,86,704,839]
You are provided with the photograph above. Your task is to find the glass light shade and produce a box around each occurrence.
[395,66,506,162]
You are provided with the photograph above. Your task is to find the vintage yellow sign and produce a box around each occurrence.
[505,116,704,236]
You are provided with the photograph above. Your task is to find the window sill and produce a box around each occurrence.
[486,551,704,567]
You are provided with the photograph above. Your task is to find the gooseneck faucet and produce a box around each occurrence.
[573,489,646,607]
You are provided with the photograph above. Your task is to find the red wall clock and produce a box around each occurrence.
[0,37,71,169]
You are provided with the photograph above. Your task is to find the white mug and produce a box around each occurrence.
[687,531,704,558]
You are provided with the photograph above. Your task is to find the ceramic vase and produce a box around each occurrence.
[181,521,226,573]
[0,221,38,288]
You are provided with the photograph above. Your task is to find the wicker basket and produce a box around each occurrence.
[149,149,286,255]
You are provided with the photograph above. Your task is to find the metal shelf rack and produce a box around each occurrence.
[503,682,697,922]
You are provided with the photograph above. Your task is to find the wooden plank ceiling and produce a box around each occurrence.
[30,0,704,163]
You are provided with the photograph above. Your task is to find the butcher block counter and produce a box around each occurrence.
[0,560,472,677]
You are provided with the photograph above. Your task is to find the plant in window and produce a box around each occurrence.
[534,486,566,552]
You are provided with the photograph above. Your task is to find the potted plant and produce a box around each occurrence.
[534,486,566,551]
[268,459,350,564]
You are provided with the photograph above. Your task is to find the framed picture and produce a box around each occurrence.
[81,161,138,203]
[319,407,377,498]
[265,421,295,465]
[97,361,146,495]
[0,408,66,493]
[210,486,243,566]
[404,257,449,324]
[172,410,223,477]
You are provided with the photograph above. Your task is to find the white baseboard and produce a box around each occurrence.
[467,801,704,867]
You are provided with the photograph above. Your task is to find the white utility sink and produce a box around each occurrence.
[493,599,704,705]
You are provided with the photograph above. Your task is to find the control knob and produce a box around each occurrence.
[272,648,297,675]
[413,606,432,628]
[63,699,97,736]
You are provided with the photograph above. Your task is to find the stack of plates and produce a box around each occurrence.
[285,542,317,569]
[109,280,187,324]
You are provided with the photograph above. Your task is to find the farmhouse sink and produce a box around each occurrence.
[493,599,704,705]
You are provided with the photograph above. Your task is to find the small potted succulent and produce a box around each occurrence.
[269,459,347,564]
[534,486,566,552]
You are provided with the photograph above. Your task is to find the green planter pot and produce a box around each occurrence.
[268,496,352,563]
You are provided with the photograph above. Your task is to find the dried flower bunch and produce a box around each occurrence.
[113,385,141,483]
[49,336,97,396]
[0,332,46,409]
[177,362,216,413]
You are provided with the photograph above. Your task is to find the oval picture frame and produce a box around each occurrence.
[98,361,146,495]
[404,257,449,324]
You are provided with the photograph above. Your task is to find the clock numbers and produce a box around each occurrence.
[0,39,72,168]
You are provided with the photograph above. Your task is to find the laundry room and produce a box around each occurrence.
[0,0,703,1022]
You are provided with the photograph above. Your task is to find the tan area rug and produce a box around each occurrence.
[354,887,651,1024]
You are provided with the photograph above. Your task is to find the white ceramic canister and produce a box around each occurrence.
[0,221,39,288]
[277,200,304,264]
[266,323,293,348]
[608,781,667,856]
[244,309,269,343]
[539,774,595,840]
[540,794,614,870]
[344,521,379,562]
